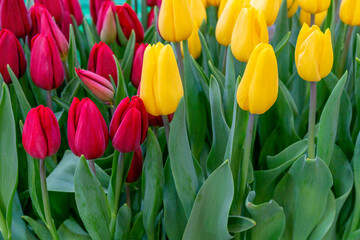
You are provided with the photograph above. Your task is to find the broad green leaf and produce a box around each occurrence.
[332,21,348,76]
[22,216,51,240]
[60,77,80,102]
[68,24,79,80]
[115,14,128,47]
[141,0,148,29]
[208,61,225,92]
[128,212,145,239]
[74,156,111,240]
[114,204,131,240]
[58,218,91,240]
[190,56,210,98]
[83,18,95,49]
[182,162,233,240]
[121,30,136,81]
[227,216,256,233]
[223,46,236,126]
[353,34,360,140]
[337,91,354,160]
[275,32,291,56]
[52,96,70,111]
[169,98,199,218]
[198,30,213,74]
[113,55,128,106]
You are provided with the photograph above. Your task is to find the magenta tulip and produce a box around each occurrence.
[126,147,143,183]
[97,1,117,45]
[63,0,83,25]
[147,7,155,28]
[131,43,148,88]
[90,0,110,24]
[34,0,64,24]
[115,3,144,43]
[61,11,72,40]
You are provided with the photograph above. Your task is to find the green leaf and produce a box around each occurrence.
[142,129,164,240]
[182,161,233,240]
[121,30,136,81]
[83,18,95,49]
[114,204,131,240]
[190,56,210,99]
[74,156,111,240]
[223,46,236,126]
[141,0,148,29]
[332,21,348,76]
[275,32,291,56]
[128,212,145,239]
[207,77,230,174]
[68,24,79,80]
[113,55,128,106]
[227,216,256,233]
[208,61,225,91]
[58,218,91,240]
[115,14,128,47]
[60,77,80,102]
[169,98,199,219]
[52,96,70,111]
[198,30,213,74]
[353,34,360,140]
[246,191,285,240]
[317,72,347,165]
[22,216,51,240]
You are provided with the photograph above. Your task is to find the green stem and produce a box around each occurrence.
[162,115,170,147]
[307,82,317,159]
[310,14,315,26]
[338,25,353,77]
[174,42,184,81]
[222,46,227,73]
[126,184,131,209]
[40,159,59,240]
[134,0,138,14]
[47,90,52,110]
[89,160,96,175]
[62,60,70,84]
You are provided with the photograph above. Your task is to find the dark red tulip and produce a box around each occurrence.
[115,3,144,43]
[110,96,148,153]
[68,97,109,159]
[131,43,148,88]
[90,0,110,24]
[147,7,155,28]
[30,34,64,90]
[96,1,117,45]
[0,0,32,38]
[61,11,72,40]
[34,0,64,24]
[22,105,61,160]
[0,29,27,84]
[146,0,156,6]
[126,147,143,183]
[148,113,174,127]
[88,41,117,84]
[63,0,83,25]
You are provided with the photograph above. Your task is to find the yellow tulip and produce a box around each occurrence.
[201,0,206,6]
[158,0,193,42]
[140,43,184,116]
[218,0,228,17]
[187,0,207,26]
[250,0,282,26]
[287,0,299,17]
[340,0,360,26]
[299,0,330,14]
[182,21,202,59]
[300,9,327,26]
[236,43,279,114]
[231,4,269,62]
[216,0,244,46]
[295,24,333,82]
[207,0,221,6]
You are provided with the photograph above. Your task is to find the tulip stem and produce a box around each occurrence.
[134,0,138,14]
[222,47,227,73]
[39,159,59,240]
[310,14,315,26]
[238,113,255,214]
[307,82,317,159]
[174,42,184,81]
[162,115,170,147]
[126,184,132,208]
[47,90,52,110]
[62,60,70,84]
[89,160,96,175]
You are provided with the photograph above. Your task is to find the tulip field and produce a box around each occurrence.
[1,0,360,239]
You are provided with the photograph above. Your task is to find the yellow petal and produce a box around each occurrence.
[319,29,333,78]
[299,9,327,26]
[250,0,282,26]
[299,0,330,14]
[340,0,360,26]
[187,0,207,26]
[287,0,299,17]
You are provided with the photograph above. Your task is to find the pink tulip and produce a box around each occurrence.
[34,0,64,24]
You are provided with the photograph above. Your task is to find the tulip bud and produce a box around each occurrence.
[0,0,32,38]
[299,0,330,14]
[158,0,193,42]
[148,113,174,127]
[88,41,117,84]
[110,96,148,153]
[131,43,148,88]
[187,0,207,27]
[218,0,228,17]
[30,34,65,90]
[34,0,64,24]
[90,0,110,24]
[206,0,220,6]
[231,4,269,62]
[22,105,61,159]
[140,43,184,116]
[63,0,83,26]
[126,147,143,183]
[0,29,27,84]
[182,21,202,59]
[339,0,360,26]
[75,69,114,103]
[295,24,333,82]
[237,43,278,114]
[68,97,109,159]
[300,9,327,26]
[250,0,281,26]
[97,1,117,45]
[61,11,72,40]
[147,7,155,28]
[115,3,144,43]
[216,0,244,46]
[287,0,299,17]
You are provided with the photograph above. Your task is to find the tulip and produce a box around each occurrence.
[215,0,244,46]
[0,0,32,38]
[148,113,174,127]
[287,0,299,17]
[237,43,278,114]
[206,0,220,6]
[187,0,207,27]
[158,0,193,42]
[126,147,143,183]
[88,41,117,84]
[182,21,202,59]
[300,9,327,26]
[339,0,360,26]
[147,7,155,28]
[22,105,61,160]
[131,43,148,88]
[68,97,109,159]
[0,29,27,84]
[146,0,157,6]
[61,11,72,40]
[109,96,148,153]
[75,69,115,103]
[34,0,64,24]
[140,43,184,116]
[299,0,330,14]
[250,0,282,26]
[63,0,83,25]
[115,3,144,43]
[30,34,64,90]
[218,0,228,17]
[231,4,269,62]
[97,1,117,45]
[295,24,333,82]
[90,0,110,24]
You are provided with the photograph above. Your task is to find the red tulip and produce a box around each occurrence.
[68,97,109,159]
[147,7,155,28]
[131,43,148,88]
[97,1,117,45]
[88,41,117,84]
[34,0,64,24]
[0,29,27,84]
[30,34,64,90]
[0,0,32,38]
[110,96,148,153]
[75,68,115,103]
[126,147,143,183]
[61,11,72,41]
[146,0,157,6]
[63,0,83,25]
[90,0,110,24]
[22,105,61,159]
[115,3,144,43]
